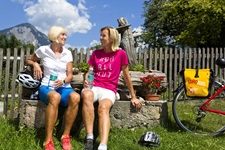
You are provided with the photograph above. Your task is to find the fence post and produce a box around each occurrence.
[3,48,11,115]
[18,48,25,115]
[9,48,19,119]
[0,48,3,94]
[73,48,78,64]
[86,48,91,62]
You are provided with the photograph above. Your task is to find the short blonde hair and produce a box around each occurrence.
[100,26,120,51]
[48,26,67,43]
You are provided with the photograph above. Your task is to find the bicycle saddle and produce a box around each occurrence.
[216,58,225,68]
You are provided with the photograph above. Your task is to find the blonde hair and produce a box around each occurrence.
[100,26,120,51]
[48,26,67,43]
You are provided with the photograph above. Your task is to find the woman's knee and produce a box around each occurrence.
[82,89,94,97]
[47,92,61,104]
[81,90,94,103]
[69,92,80,104]
[98,103,111,116]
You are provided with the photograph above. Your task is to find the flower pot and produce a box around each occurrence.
[145,94,160,101]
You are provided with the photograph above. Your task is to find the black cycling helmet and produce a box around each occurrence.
[139,131,160,147]
[216,58,225,68]
[16,72,41,89]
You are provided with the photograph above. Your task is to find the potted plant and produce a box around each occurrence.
[140,74,164,101]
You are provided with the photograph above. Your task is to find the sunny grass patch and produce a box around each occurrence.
[0,117,41,150]
[0,103,225,150]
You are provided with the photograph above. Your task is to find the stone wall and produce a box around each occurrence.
[19,68,168,130]
[19,99,168,129]
[110,100,168,129]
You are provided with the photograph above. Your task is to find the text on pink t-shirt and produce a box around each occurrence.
[88,49,128,93]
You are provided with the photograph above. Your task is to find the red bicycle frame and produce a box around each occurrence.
[200,85,225,114]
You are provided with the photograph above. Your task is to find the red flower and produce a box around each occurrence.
[140,74,164,91]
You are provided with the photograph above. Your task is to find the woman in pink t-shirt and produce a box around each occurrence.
[82,26,142,150]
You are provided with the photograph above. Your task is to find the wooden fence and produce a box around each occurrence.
[0,47,225,118]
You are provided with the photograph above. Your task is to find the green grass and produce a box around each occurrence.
[0,103,225,150]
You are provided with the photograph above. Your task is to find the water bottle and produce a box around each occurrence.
[48,68,58,90]
[87,68,94,89]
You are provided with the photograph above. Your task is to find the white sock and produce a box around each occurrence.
[86,134,94,140]
[98,143,107,150]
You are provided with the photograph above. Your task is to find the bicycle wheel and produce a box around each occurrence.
[172,82,225,136]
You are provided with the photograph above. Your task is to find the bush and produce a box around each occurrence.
[74,61,89,73]
[130,64,146,72]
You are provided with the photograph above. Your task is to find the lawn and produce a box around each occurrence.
[0,103,225,150]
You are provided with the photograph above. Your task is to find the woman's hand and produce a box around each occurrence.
[53,79,64,88]
[131,97,142,111]
[83,80,88,88]
[33,62,43,80]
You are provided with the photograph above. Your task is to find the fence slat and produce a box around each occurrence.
[0,49,3,93]
[8,48,19,118]
[3,49,11,115]
[18,48,25,114]
[148,47,153,70]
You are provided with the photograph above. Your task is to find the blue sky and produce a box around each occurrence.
[0,0,145,49]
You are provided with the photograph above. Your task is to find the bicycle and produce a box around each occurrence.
[172,58,225,136]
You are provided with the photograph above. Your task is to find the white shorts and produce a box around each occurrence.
[91,86,116,104]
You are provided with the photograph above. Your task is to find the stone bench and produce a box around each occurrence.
[19,69,168,131]
[19,99,168,129]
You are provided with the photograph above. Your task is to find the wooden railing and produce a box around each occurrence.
[0,47,225,118]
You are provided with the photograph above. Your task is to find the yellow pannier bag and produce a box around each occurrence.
[183,69,214,97]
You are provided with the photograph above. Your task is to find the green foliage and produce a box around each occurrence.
[90,44,101,50]
[143,0,225,47]
[0,34,35,52]
[23,44,35,54]
[74,61,89,73]
[133,30,145,48]
[130,64,146,72]
[0,34,23,50]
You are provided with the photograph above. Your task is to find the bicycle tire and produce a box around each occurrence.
[172,82,225,136]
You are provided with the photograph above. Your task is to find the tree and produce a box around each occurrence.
[90,44,101,50]
[8,35,23,49]
[142,0,225,47]
[0,34,35,55]
[0,34,8,50]
[0,34,22,49]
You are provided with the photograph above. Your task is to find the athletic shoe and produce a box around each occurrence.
[43,138,55,150]
[84,139,94,150]
[61,135,72,150]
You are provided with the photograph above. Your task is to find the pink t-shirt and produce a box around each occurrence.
[88,49,129,93]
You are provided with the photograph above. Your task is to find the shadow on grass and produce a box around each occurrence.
[160,110,225,137]
[159,102,190,134]
[160,114,184,133]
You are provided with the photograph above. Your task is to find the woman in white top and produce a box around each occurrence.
[26,26,80,150]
